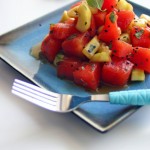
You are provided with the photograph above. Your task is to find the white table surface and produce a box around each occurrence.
[0,0,150,150]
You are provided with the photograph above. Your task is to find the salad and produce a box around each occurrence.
[31,0,150,91]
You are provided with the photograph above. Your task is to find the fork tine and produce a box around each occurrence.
[13,79,59,98]
[12,85,57,105]
[12,89,58,111]
[12,79,60,111]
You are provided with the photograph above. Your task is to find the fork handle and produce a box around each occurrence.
[109,89,150,105]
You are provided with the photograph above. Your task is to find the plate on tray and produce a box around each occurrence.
[0,1,149,132]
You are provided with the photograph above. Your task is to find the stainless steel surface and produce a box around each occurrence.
[12,79,109,113]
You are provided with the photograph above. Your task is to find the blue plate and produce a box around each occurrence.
[0,1,149,132]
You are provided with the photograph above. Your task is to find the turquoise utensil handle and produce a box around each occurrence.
[109,89,150,105]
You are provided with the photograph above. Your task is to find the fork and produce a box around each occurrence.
[12,79,150,113]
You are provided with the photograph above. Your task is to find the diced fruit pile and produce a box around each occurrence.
[32,0,150,91]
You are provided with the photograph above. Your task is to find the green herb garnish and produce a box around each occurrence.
[86,0,104,10]
[88,44,96,53]
[135,29,144,39]
[67,34,77,40]
[53,54,64,66]
[109,12,116,23]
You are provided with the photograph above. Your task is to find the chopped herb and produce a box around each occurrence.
[135,29,144,39]
[88,44,96,53]
[53,54,64,66]
[67,34,77,40]
[86,0,104,10]
[109,12,116,23]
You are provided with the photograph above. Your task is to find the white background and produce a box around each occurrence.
[0,0,150,150]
